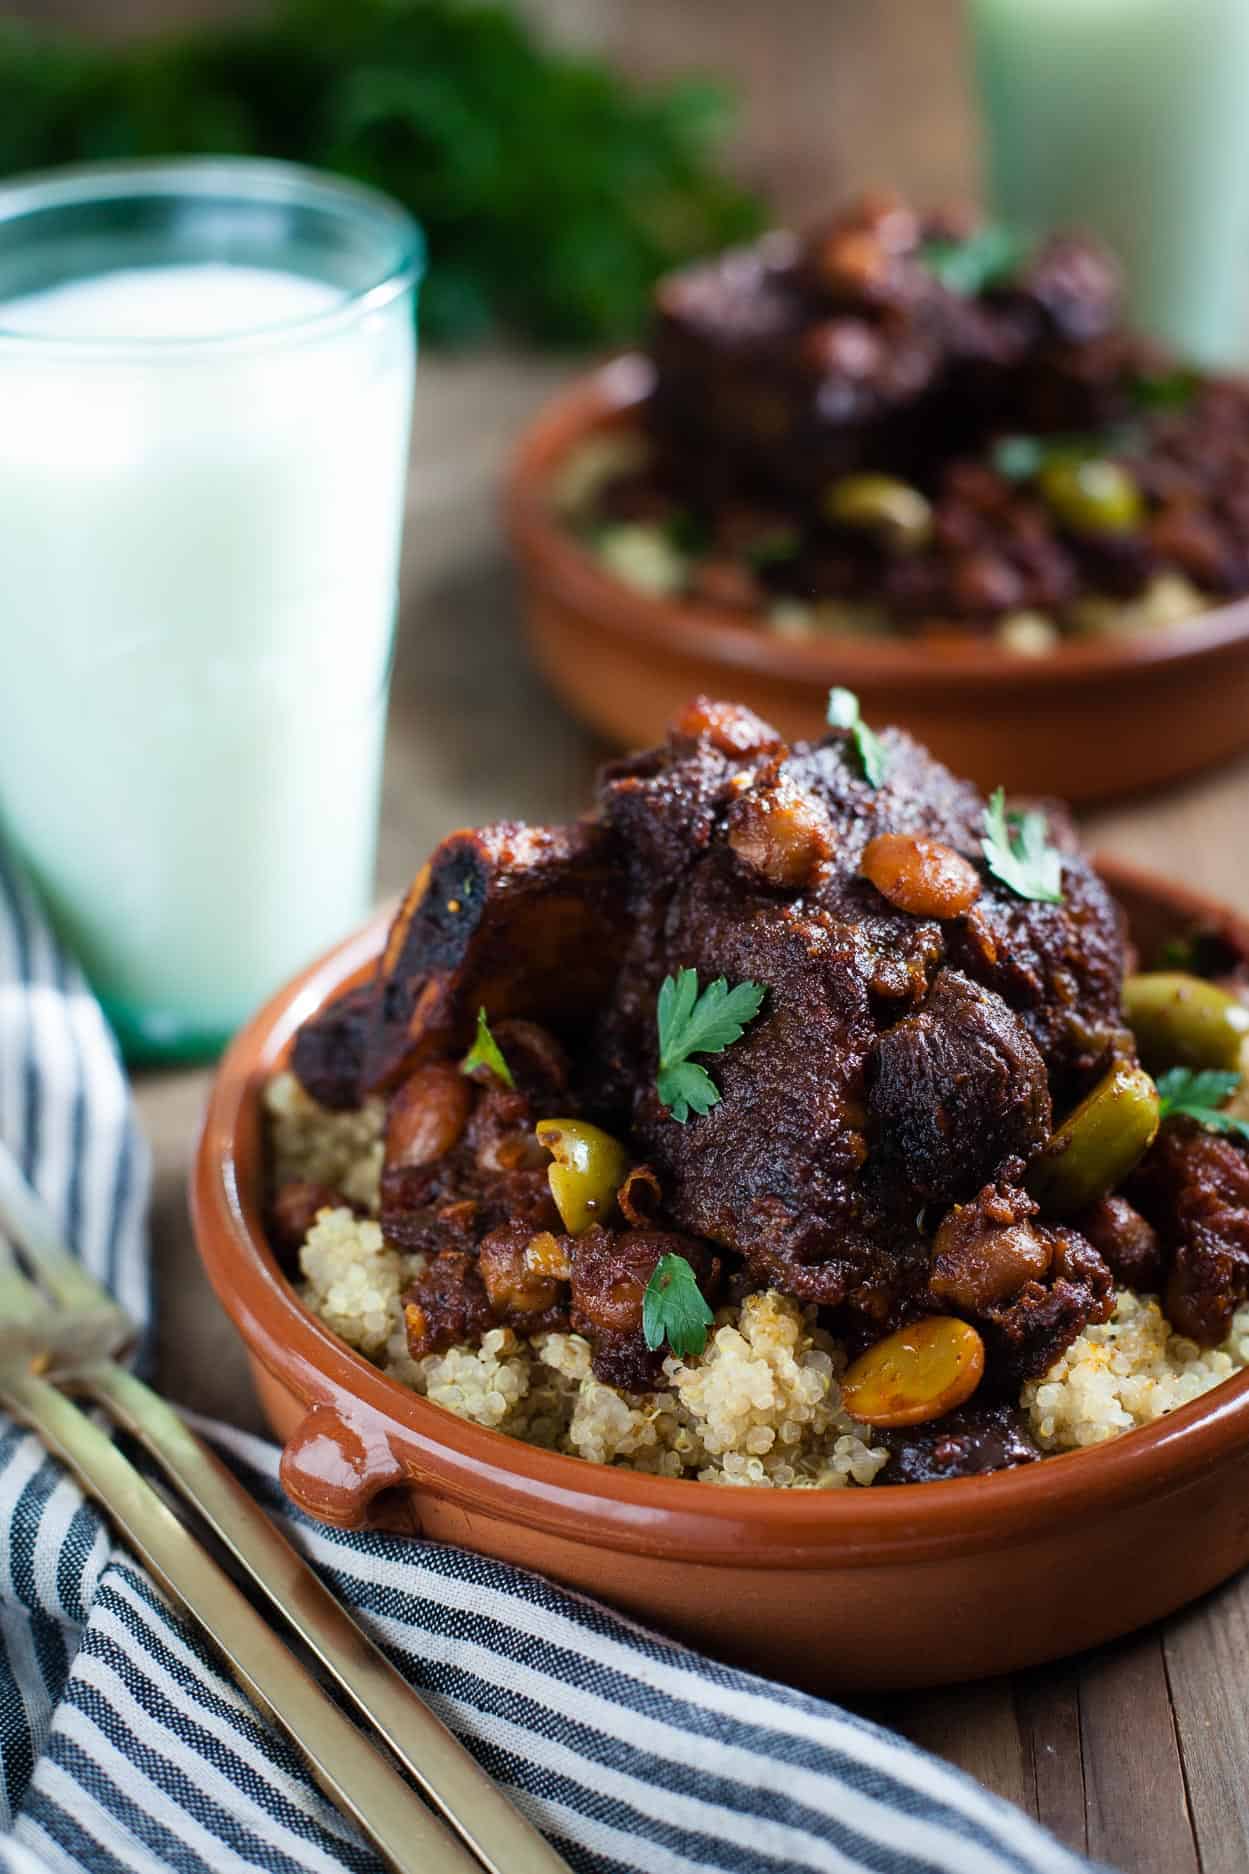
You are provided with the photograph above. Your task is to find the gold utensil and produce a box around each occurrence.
[0,1138,569,1874]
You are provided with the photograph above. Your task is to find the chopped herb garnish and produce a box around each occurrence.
[744,526,801,568]
[460,1006,514,1089]
[642,1252,715,1356]
[656,967,765,1123]
[1130,368,1199,414]
[1156,1067,1249,1141]
[666,510,712,556]
[981,787,1064,905]
[918,224,1031,296]
[1158,934,1197,971]
[827,687,889,787]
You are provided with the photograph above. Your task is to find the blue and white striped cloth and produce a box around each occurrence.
[0,847,1111,1874]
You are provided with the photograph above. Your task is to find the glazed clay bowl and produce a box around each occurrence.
[193,861,1249,1694]
[503,356,1249,803]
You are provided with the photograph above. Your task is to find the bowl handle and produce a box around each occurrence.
[280,1402,407,1530]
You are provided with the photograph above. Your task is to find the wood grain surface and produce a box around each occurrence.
[139,349,1249,1874]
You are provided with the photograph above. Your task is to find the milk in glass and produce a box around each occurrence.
[0,166,419,1060]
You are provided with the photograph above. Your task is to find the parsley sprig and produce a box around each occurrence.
[918,224,1031,296]
[656,968,765,1124]
[642,1253,714,1357]
[981,787,1064,905]
[1156,1068,1249,1142]
[460,1007,514,1089]
[827,688,889,788]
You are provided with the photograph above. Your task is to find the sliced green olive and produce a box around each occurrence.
[535,1118,630,1236]
[1123,971,1249,1074]
[1038,458,1142,536]
[1027,1063,1160,1215]
[822,474,933,553]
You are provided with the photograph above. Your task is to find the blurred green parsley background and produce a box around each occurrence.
[0,0,764,345]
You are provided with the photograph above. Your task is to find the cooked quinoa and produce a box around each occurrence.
[267,1073,1249,1485]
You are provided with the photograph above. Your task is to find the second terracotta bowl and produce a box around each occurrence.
[503,357,1249,802]
[193,862,1249,1693]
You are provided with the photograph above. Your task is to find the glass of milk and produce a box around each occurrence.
[0,159,421,1062]
[970,0,1249,369]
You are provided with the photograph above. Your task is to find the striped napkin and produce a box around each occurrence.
[0,846,1110,1874]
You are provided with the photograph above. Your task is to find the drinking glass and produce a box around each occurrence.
[0,159,421,1062]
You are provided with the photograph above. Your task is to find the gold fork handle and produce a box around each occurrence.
[0,1369,480,1874]
[83,1362,569,1874]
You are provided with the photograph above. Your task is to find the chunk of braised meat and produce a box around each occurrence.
[878,1401,1041,1485]
[1127,1121,1249,1344]
[984,1236,1112,1388]
[270,1181,353,1265]
[1075,1195,1164,1292]
[362,820,626,1093]
[382,1161,555,1259]
[380,1066,558,1259]
[291,983,374,1110]
[927,1182,1113,1387]
[403,1251,493,1358]
[569,1227,721,1390]
[476,1222,570,1335]
[867,972,1052,1207]
[929,1183,1053,1311]
[595,707,1126,1325]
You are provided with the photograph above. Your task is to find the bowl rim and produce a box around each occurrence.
[502,354,1249,696]
[192,857,1249,1565]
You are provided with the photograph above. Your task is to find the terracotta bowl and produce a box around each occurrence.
[503,356,1249,803]
[193,861,1249,1694]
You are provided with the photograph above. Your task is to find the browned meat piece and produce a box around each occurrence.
[1076,1195,1164,1292]
[403,1250,493,1357]
[867,972,1052,1206]
[380,1046,564,1261]
[725,764,837,890]
[569,1227,721,1389]
[929,1183,1053,1311]
[362,820,627,1092]
[291,983,374,1110]
[927,1182,1112,1386]
[994,233,1122,346]
[878,1401,1041,1485]
[597,707,1127,1324]
[476,1222,570,1334]
[1128,1121,1249,1344]
[270,1181,350,1263]
[977,1221,1114,1387]
[380,1149,556,1261]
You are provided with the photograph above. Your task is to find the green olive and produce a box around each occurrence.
[1038,458,1142,535]
[535,1118,630,1236]
[1123,971,1249,1074]
[822,474,933,553]
[1027,1063,1161,1216]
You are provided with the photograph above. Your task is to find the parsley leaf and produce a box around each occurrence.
[981,787,1064,905]
[642,1253,715,1356]
[827,687,889,787]
[460,1007,514,1089]
[1130,368,1199,414]
[1156,1067,1249,1141]
[656,968,765,1123]
[918,224,1031,296]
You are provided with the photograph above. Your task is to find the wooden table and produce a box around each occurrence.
[140,349,1249,1874]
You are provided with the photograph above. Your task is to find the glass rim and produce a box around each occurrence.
[0,156,424,358]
